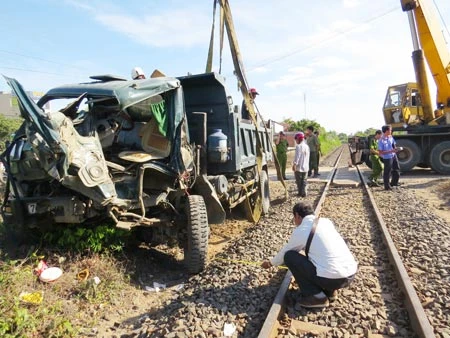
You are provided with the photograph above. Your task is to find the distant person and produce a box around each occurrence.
[305,126,319,177]
[261,202,358,308]
[276,131,289,180]
[131,67,146,80]
[314,130,322,174]
[378,125,401,190]
[241,88,258,120]
[292,132,309,197]
[368,130,383,187]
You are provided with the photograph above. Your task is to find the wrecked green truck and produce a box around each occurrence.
[1,72,272,273]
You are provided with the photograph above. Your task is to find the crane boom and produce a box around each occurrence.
[401,0,450,114]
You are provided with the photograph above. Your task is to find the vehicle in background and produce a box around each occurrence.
[351,0,450,174]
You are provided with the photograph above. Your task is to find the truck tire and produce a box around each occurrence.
[396,139,420,171]
[184,195,209,274]
[259,170,270,215]
[430,141,450,174]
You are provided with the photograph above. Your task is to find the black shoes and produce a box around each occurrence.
[324,289,338,302]
[297,292,329,308]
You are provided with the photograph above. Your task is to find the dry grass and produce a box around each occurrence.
[0,245,132,337]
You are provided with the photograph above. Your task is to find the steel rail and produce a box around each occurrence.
[354,164,436,338]
[257,146,344,338]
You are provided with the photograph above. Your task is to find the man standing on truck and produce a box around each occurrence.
[378,125,401,190]
[368,130,383,187]
[131,67,146,80]
[241,88,258,120]
[306,126,319,177]
[276,131,289,180]
[292,132,310,197]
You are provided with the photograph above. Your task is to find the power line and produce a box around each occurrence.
[433,0,450,40]
[247,6,398,72]
[0,66,82,78]
[0,49,87,71]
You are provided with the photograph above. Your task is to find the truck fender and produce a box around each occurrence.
[193,174,226,224]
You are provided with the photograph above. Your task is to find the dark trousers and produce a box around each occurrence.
[294,171,307,196]
[284,250,355,296]
[308,152,318,176]
[382,156,400,189]
[277,153,287,179]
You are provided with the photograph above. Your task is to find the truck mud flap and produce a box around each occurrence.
[243,193,262,223]
[194,174,226,224]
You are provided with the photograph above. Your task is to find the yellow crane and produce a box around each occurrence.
[354,0,450,174]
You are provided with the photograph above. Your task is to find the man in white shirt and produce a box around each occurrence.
[261,202,358,308]
[292,132,310,197]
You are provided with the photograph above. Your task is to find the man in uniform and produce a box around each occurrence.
[368,130,383,186]
[276,131,289,180]
[378,125,401,190]
[306,126,319,177]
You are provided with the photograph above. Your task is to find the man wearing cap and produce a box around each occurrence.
[292,132,310,197]
[131,67,146,80]
[276,131,289,180]
[241,88,259,120]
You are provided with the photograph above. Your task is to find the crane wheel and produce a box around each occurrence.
[430,141,450,174]
[396,139,420,171]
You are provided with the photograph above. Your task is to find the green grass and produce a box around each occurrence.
[0,223,132,337]
[320,134,342,156]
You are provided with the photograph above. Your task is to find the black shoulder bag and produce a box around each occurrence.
[305,216,319,258]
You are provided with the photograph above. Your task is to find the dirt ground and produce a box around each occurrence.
[409,179,450,224]
[2,153,449,336]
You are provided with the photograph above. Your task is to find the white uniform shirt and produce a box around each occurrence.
[293,141,310,173]
[270,215,358,279]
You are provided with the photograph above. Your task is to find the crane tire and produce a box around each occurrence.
[430,141,450,174]
[396,139,420,171]
[184,195,209,274]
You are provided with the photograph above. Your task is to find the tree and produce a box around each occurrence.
[353,127,377,137]
[0,115,22,151]
[282,118,320,132]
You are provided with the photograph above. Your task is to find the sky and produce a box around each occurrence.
[1,0,449,135]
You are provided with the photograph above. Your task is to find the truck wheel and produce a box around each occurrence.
[396,139,420,171]
[184,195,209,274]
[259,170,270,215]
[430,141,450,174]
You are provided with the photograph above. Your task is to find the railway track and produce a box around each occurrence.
[259,146,437,337]
[108,145,449,338]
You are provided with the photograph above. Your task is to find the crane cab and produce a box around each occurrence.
[383,82,424,129]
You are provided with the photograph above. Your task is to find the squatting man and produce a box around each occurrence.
[261,202,357,308]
